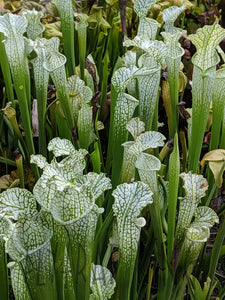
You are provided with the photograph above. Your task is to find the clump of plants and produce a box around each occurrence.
[0,0,225,299]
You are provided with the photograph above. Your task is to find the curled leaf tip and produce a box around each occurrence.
[30,154,47,169]
[134,0,158,18]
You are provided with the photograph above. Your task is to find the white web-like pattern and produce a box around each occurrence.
[189,23,225,71]
[22,10,45,40]
[112,182,152,264]
[0,188,37,220]
[113,92,139,143]
[90,264,116,299]
[134,0,158,18]
[137,17,160,40]
[126,117,145,140]
[175,172,208,246]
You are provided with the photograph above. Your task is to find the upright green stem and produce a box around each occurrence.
[220,107,225,148]
[110,91,138,187]
[76,14,88,80]
[14,82,35,158]
[162,79,173,138]
[51,224,67,300]
[77,104,93,150]
[167,59,181,138]
[16,154,25,188]
[114,254,136,299]
[188,66,216,172]
[172,265,193,300]
[167,133,180,261]
[78,27,86,80]
[2,104,30,161]
[0,241,8,300]
[138,228,155,296]
[210,67,225,150]
[179,130,187,172]
[207,216,225,295]
[135,154,168,299]
[99,52,109,118]
[51,67,74,131]
[53,0,76,76]
[31,52,49,157]
[55,102,73,140]
[106,85,117,175]
[0,33,14,106]
[161,32,184,138]
[150,201,168,299]
[92,209,114,263]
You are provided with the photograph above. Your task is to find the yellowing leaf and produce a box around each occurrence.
[177,0,194,10]
[44,21,62,40]
[201,149,225,187]
[0,175,19,190]
[202,149,225,162]
[205,102,213,132]
[179,71,187,92]
[209,161,224,187]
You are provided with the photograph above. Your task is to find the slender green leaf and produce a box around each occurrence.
[78,104,95,150]
[75,13,89,79]
[30,39,49,156]
[210,66,225,150]
[167,133,180,261]
[161,32,185,137]
[0,216,12,300]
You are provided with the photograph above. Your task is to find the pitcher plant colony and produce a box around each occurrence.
[0,0,225,299]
